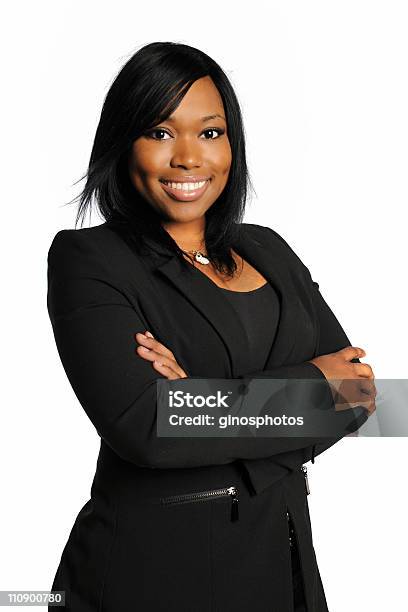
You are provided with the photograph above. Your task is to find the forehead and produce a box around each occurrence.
[166,76,225,123]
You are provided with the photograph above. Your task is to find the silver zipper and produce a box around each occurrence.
[301,466,310,495]
[161,486,239,521]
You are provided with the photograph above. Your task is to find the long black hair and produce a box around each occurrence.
[70,42,253,276]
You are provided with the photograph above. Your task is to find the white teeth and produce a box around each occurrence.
[164,180,207,191]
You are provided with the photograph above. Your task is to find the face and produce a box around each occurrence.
[128,76,232,224]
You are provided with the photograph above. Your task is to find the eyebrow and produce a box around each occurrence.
[201,114,226,122]
[165,113,226,123]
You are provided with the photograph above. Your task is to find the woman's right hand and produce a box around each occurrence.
[308,346,377,415]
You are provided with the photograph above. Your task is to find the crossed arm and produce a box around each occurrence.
[47,228,366,469]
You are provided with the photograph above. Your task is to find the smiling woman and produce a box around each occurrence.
[48,41,373,612]
[128,76,232,211]
[71,41,251,283]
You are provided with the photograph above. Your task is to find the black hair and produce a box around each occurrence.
[69,41,253,276]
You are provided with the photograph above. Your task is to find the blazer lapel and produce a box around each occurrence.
[152,225,303,378]
[155,255,249,377]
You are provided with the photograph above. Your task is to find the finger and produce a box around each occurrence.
[368,399,377,414]
[354,398,376,415]
[135,332,188,378]
[335,378,373,405]
[153,360,183,380]
[363,399,376,415]
[135,332,175,360]
[339,346,366,360]
[354,363,374,379]
[136,345,186,379]
[359,378,377,399]
[346,380,377,404]
[136,345,170,364]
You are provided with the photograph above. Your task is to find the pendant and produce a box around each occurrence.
[194,251,210,265]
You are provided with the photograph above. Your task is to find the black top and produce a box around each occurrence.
[218,281,280,373]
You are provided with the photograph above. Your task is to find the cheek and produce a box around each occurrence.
[213,141,232,181]
[129,143,168,187]
[217,140,232,173]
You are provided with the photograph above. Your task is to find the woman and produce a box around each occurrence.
[47,42,375,611]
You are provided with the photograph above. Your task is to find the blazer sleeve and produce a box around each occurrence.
[304,278,363,463]
[47,229,362,470]
[235,225,364,467]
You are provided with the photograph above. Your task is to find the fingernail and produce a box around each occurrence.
[145,331,154,338]
[136,332,146,339]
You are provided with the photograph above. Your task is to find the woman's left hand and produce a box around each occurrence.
[135,331,188,380]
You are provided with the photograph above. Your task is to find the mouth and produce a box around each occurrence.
[159,178,211,202]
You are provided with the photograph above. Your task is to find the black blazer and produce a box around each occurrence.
[47,221,360,611]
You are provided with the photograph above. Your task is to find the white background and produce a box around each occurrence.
[1,1,407,610]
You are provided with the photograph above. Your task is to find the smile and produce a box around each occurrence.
[159,179,211,202]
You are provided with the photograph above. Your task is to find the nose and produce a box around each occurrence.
[170,136,202,170]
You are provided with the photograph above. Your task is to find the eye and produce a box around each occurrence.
[200,128,225,140]
[146,128,172,140]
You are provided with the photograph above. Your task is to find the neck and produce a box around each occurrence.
[161,218,206,251]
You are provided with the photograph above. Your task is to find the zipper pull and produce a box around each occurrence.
[301,466,310,495]
[227,486,239,521]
